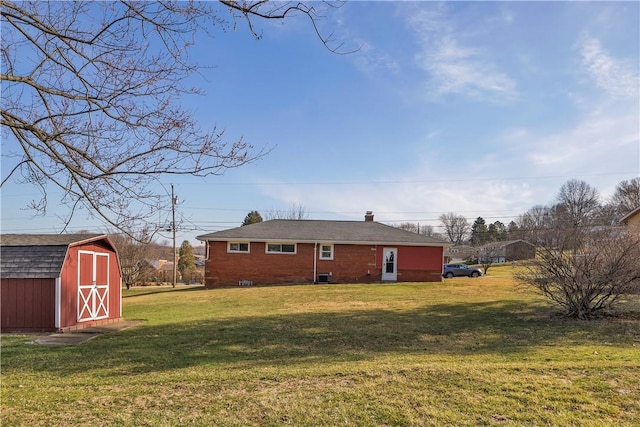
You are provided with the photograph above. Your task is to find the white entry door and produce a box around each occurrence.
[381,248,397,281]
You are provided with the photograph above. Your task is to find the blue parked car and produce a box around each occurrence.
[443,264,482,278]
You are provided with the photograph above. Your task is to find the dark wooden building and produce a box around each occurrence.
[1,234,122,332]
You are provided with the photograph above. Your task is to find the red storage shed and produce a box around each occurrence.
[1,234,122,332]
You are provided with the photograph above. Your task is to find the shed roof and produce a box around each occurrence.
[196,220,448,247]
[0,234,108,279]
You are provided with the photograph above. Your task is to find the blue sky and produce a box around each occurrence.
[1,1,639,246]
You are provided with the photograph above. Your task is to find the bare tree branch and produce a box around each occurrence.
[1,1,342,235]
[220,0,356,54]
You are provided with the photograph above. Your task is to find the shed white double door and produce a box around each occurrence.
[78,251,110,322]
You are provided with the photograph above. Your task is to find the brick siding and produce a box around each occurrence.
[204,241,443,287]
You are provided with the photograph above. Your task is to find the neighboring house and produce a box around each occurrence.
[147,259,176,283]
[196,212,449,287]
[620,206,640,229]
[477,239,536,263]
[1,234,122,332]
[444,245,478,263]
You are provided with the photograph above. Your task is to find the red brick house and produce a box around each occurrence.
[196,212,448,287]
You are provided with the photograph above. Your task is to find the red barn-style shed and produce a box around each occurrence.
[1,234,122,332]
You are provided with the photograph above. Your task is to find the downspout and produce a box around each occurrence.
[313,242,318,284]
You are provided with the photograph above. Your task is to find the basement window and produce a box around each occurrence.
[319,244,334,260]
[266,243,296,254]
[228,242,250,253]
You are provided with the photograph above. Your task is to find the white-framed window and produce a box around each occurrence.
[319,244,334,260]
[266,243,296,254]
[228,242,250,253]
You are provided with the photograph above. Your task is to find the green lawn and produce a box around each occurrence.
[2,274,639,426]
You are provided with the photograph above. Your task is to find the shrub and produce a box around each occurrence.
[516,228,640,319]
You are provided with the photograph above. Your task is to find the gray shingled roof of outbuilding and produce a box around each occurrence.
[196,220,448,246]
[0,234,106,279]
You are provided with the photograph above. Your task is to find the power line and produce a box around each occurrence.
[167,171,637,187]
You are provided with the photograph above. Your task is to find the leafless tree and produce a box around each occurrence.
[477,241,505,275]
[439,212,469,246]
[552,179,602,250]
[516,228,640,319]
[517,205,552,244]
[609,177,640,217]
[395,222,437,237]
[110,229,155,289]
[264,203,310,220]
[557,179,600,219]
[1,1,345,236]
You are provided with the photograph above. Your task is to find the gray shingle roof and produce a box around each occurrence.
[0,234,107,279]
[196,220,447,246]
[477,239,535,250]
[1,245,68,279]
[0,233,105,246]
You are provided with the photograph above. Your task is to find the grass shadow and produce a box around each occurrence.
[122,285,205,299]
[4,299,637,378]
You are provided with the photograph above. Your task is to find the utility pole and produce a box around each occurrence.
[172,184,177,288]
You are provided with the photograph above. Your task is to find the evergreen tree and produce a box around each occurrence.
[177,240,196,282]
[489,221,508,241]
[242,210,263,226]
[470,217,488,246]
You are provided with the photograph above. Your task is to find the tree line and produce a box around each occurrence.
[433,177,639,247]
[438,178,640,320]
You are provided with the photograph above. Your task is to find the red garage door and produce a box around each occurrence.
[78,251,110,322]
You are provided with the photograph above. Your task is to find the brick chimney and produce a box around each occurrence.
[364,211,374,222]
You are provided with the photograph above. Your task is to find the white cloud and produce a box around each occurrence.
[418,38,516,100]
[353,41,401,75]
[524,109,638,171]
[405,5,517,102]
[259,95,638,227]
[491,101,639,207]
[580,35,639,98]
[253,5,638,228]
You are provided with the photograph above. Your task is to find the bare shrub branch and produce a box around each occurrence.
[516,228,640,319]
